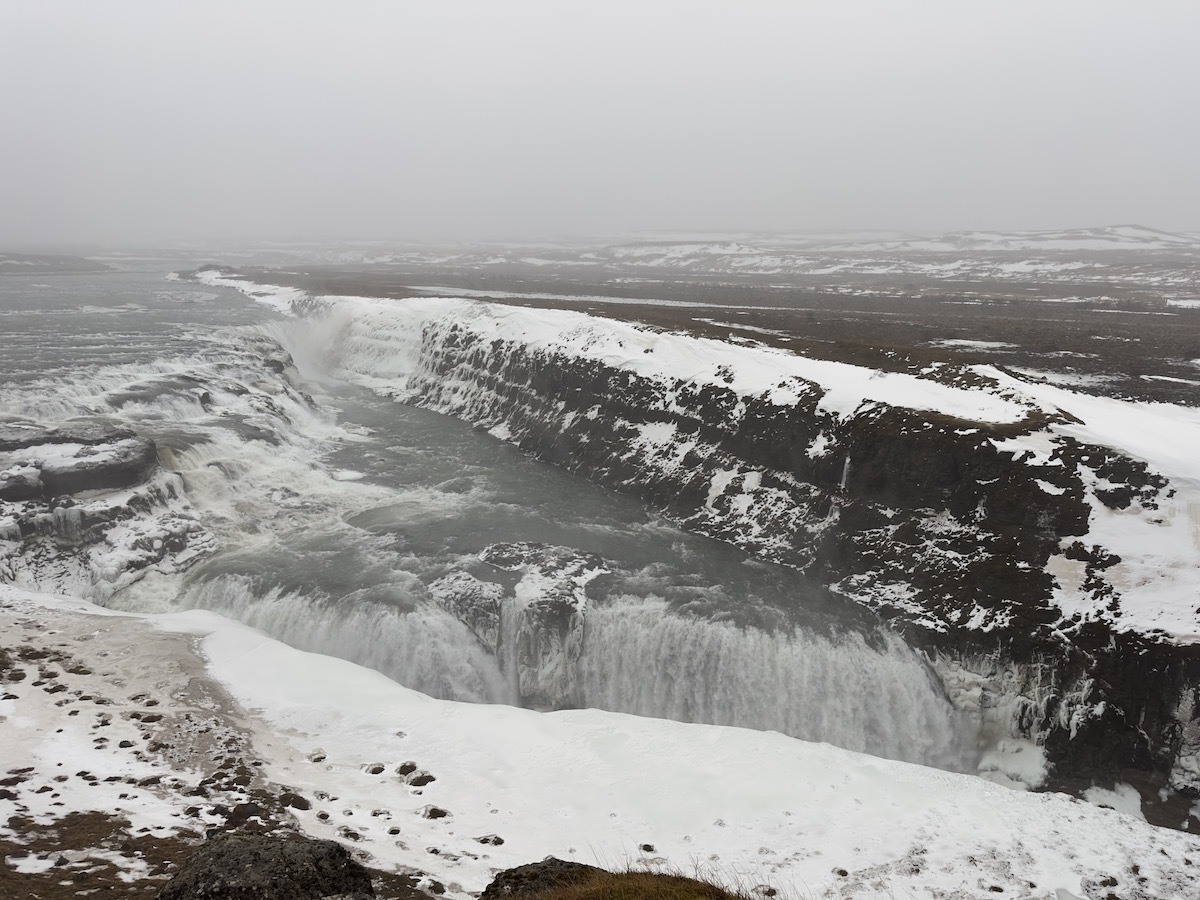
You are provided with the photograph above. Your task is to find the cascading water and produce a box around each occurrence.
[579,600,968,769]
[1,268,979,775]
[167,574,513,705]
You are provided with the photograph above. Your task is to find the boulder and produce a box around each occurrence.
[0,424,157,497]
[480,858,605,900]
[156,833,374,900]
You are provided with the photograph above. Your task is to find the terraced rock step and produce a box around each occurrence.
[0,422,215,601]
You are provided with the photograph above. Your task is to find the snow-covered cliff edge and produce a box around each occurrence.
[197,272,1200,814]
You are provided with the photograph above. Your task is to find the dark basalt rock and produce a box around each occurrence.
[473,542,605,709]
[0,467,41,501]
[39,437,158,495]
[0,424,158,498]
[480,857,605,900]
[399,321,1200,799]
[157,833,374,900]
[0,422,141,452]
[1,421,214,595]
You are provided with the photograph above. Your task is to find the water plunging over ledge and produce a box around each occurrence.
[0,267,978,774]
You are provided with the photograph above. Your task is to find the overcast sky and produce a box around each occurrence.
[2,1,1198,247]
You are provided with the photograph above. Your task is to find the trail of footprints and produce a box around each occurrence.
[300,745,505,883]
[2,628,279,829]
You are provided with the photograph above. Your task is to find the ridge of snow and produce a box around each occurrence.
[360,295,1032,426]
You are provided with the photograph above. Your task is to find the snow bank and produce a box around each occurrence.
[306,293,1032,425]
[4,584,1198,899]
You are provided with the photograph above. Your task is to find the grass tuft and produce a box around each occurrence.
[521,869,754,900]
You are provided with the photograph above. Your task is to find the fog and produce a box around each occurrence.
[2,1,1198,247]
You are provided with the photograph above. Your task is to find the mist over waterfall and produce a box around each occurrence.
[579,601,969,769]
[251,281,980,768]
[126,571,972,771]
[1,269,978,778]
[168,575,514,705]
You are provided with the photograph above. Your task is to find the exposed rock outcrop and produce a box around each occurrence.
[480,857,605,900]
[430,543,607,709]
[392,304,1200,803]
[157,833,374,900]
[0,423,158,497]
[0,422,214,599]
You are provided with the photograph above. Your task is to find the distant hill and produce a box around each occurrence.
[880,224,1200,253]
[0,253,114,275]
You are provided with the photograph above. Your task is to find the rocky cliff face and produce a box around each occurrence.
[381,302,1200,810]
[0,423,215,600]
[430,543,606,710]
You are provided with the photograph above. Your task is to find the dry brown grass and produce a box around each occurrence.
[522,869,753,900]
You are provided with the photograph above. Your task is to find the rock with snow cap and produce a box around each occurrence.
[0,422,215,601]
[38,436,159,495]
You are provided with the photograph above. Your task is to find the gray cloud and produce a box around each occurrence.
[2,0,1198,247]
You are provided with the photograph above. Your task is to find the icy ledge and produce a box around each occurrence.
[3,583,1199,900]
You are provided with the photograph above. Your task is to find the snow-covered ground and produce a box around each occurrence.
[196,272,1030,425]
[3,584,1198,900]
[189,226,1200,311]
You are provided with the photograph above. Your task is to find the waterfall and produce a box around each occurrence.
[13,277,975,776]
[117,574,514,706]
[577,599,973,770]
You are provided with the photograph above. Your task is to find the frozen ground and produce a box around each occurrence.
[193,224,1200,409]
[3,584,1200,900]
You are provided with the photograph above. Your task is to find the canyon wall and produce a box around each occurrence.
[382,304,1200,806]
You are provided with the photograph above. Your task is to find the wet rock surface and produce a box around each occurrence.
[1,423,157,498]
[0,421,214,599]
[430,543,608,709]
[1,424,155,497]
[40,436,158,496]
